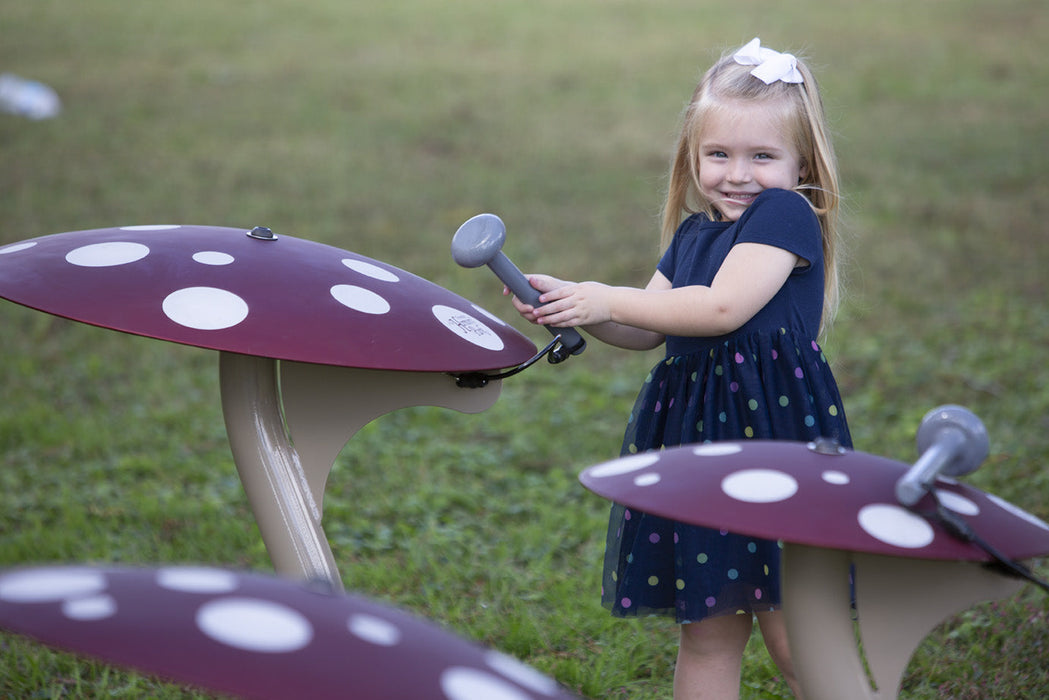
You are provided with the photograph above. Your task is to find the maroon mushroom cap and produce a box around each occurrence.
[0,565,579,700]
[0,225,535,372]
[579,440,1049,561]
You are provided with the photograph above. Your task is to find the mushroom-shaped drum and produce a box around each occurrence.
[0,225,537,587]
[0,565,579,700]
[580,440,1049,700]
[0,225,534,371]
[580,439,1049,561]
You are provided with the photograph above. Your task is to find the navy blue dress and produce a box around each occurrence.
[601,188,852,624]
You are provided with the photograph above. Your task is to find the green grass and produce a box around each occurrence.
[1,0,1047,697]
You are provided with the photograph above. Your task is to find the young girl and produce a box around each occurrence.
[509,39,851,699]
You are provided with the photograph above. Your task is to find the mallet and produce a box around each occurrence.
[452,213,586,360]
[895,405,989,507]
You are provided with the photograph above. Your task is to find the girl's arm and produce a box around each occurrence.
[530,242,800,338]
[579,270,670,350]
[507,272,669,351]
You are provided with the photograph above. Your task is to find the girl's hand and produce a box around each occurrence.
[504,269,668,351]
[533,281,614,328]
[504,274,572,324]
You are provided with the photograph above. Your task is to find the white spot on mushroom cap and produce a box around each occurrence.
[588,453,660,479]
[342,258,400,282]
[163,287,249,330]
[64,594,117,621]
[858,504,935,549]
[330,284,392,315]
[937,491,980,517]
[347,613,402,647]
[440,666,535,700]
[0,568,115,621]
[192,251,235,266]
[721,469,799,503]
[0,241,36,255]
[432,304,504,351]
[66,241,150,267]
[821,470,850,485]
[0,569,106,603]
[157,567,239,594]
[484,651,561,695]
[692,444,743,457]
[196,598,313,653]
[634,473,661,487]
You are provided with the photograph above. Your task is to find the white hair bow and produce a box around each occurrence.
[732,38,804,85]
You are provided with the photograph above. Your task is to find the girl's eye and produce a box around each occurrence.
[755,152,773,160]
[707,151,727,159]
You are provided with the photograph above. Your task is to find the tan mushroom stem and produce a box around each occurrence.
[782,544,1023,700]
[219,352,500,588]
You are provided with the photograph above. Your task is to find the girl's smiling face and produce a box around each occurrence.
[697,99,808,222]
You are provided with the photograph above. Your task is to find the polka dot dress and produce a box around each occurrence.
[600,190,852,624]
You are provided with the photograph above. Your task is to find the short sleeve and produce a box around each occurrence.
[656,212,712,282]
[735,189,822,267]
[656,216,689,280]
[656,234,678,280]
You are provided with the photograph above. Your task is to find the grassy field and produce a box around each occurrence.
[1,0,1047,697]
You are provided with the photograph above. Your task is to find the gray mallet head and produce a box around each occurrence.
[916,404,989,477]
[451,213,506,269]
[895,404,990,506]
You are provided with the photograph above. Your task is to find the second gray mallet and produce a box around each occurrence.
[895,404,989,506]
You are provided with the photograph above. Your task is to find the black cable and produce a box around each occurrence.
[912,488,1049,595]
[453,335,570,388]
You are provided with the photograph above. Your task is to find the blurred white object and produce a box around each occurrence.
[0,73,61,120]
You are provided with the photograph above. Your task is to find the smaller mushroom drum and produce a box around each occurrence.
[579,440,1049,700]
[580,440,1049,561]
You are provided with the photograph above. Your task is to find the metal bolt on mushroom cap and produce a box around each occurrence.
[0,225,536,372]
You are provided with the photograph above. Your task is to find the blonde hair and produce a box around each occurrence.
[661,45,842,333]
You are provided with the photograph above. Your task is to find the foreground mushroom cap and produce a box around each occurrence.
[0,565,579,700]
[579,440,1049,561]
[0,225,535,372]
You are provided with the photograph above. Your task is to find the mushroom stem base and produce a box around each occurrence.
[782,544,1023,700]
[221,353,339,586]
